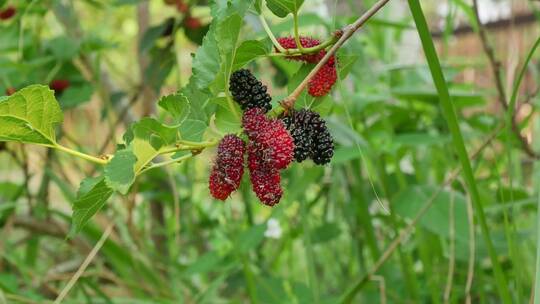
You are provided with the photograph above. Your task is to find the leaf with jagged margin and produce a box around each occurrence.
[158,92,191,125]
[70,177,113,237]
[104,147,137,195]
[193,0,255,92]
[0,85,63,145]
[266,0,304,18]
[192,21,221,90]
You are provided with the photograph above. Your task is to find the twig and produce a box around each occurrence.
[280,0,391,110]
[259,14,287,53]
[54,222,115,303]
[471,0,539,159]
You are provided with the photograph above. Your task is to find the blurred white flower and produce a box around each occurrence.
[399,155,414,175]
[265,218,282,239]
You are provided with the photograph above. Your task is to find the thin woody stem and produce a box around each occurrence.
[280,0,391,111]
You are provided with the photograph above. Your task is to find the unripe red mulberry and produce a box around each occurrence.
[277,36,338,97]
[209,134,246,201]
[308,63,337,97]
[242,108,294,170]
[248,144,282,206]
[277,36,325,63]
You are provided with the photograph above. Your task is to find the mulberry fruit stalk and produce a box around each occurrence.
[209,135,246,201]
[277,36,338,97]
[229,69,272,113]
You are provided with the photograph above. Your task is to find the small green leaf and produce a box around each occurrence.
[0,85,63,145]
[266,0,304,18]
[70,177,114,236]
[129,118,178,173]
[233,40,270,70]
[104,147,137,195]
[158,92,191,124]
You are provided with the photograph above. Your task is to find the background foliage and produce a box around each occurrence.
[0,0,539,303]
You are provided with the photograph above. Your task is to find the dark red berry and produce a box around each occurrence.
[184,16,201,29]
[242,108,294,170]
[49,79,70,94]
[176,0,189,13]
[277,36,337,97]
[248,144,282,206]
[0,6,16,20]
[209,135,246,201]
[277,37,325,63]
[308,62,337,97]
[5,87,16,96]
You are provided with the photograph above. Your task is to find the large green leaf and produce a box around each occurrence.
[70,177,114,236]
[0,85,63,145]
[266,0,304,18]
[192,22,221,90]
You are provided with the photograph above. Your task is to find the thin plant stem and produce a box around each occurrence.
[293,12,305,52]
[407,1,511,302]
[138,154,193,175]
[259,14,287,53]
[51,144,108,165]
[54,222,115,303]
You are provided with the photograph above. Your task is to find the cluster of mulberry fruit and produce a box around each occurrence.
[277,37,338,97]
[208,69,335,206]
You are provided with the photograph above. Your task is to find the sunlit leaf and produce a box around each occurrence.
[0,85,63,145]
